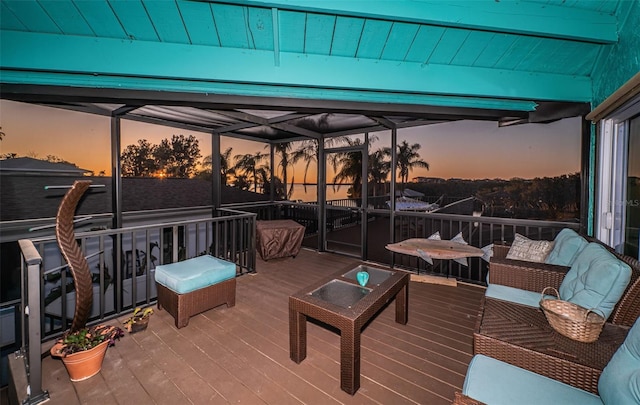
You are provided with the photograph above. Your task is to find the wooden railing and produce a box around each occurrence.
[228,201,580,284]
[33,209,256,337]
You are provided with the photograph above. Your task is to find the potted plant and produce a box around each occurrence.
[50,324,124,382]
[122,307,154,333]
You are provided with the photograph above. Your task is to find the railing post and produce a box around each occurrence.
[13,240,49,405]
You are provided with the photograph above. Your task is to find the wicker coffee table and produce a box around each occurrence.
[474,297,629,394]
[289,264,409,395]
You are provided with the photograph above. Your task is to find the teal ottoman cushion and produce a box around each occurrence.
[545,228,588,266]
[155,255,236,294]
[462,354,602,405]
[599,318,640,404]
[559,243,631,319]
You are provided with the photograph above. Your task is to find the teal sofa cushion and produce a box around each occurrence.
[545,228,588,266]
[599,318,640,404]
[155,255,236,294]
[462,354,602,405]
[485,284,543,308]
[558,243,631,319]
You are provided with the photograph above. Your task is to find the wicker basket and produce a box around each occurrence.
[539,287,606,343]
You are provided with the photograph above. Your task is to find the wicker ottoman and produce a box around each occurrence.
[155,255,236,328]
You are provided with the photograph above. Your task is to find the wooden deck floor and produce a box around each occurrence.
[39,249,485,405]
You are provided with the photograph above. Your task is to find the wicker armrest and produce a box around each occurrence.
[488,258,569,292]
[491,242,510,260]
[452,392,486,405]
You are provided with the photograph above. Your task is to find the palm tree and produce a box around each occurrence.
[197,147,235,184]
[219,147,235,186]
[368,148,390,197]
[290,114,353,187]
[233,151,268,192]
[267,142,296,199]
[387,140,429,190]
[233,174,251,190]
[331,138,365,199]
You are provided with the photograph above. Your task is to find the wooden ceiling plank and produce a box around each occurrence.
[142,1,190,43]
[404,24,445,64]
[330,16,364,58]
[278,10,305,52]
[73,0,127,38]
[178,1,221,46]
[247,7,274,50]
[110,0,159,42]
[3,0,60,33]
[221,0,618,43]
[381,22,419,61]
[210,3,250,48]
[304,13,334,54]
[38,0,93,36]
[356,19,391,59]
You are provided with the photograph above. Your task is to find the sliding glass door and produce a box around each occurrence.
[596,96,640,259]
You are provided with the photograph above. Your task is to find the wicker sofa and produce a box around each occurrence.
[488,234,640,327]
[453,317,640,405]
[464,230,640,399]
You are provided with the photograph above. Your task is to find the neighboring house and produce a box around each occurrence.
[0,160,270,242]
[0,174,270,221]
[0,157,91,176]
[395,188,425,198]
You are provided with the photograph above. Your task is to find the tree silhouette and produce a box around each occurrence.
[267,142,300,199]
[368,148,390,197]
[122,135,201,178]
[330,138,365,199]
[233,151,268,192]
[219,147,236,186]
[233,173,251,190]
[197,147,236,184]
[155,134,201,178]
[121,139,159,177]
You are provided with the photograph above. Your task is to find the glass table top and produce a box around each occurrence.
[342,265,394,286]
[309,279,371,309]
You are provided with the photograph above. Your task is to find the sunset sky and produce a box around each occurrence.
[0,99,581,181]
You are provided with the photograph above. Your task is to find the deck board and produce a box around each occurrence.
[39,249,484,404]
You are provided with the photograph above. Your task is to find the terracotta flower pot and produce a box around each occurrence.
[51,340,109,382]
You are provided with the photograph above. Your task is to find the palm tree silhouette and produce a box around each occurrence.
[330,138,366,199]
[386,140,429,191]
[368,148,390,198]
[267,142,297,199]
[233,151,268,192]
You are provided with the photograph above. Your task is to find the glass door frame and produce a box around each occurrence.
[320,143,368,259]
[596,95,640,257]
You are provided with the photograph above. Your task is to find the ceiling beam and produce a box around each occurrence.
[1,31,590,106]
[216,0,618,43]
[0,84,531,122]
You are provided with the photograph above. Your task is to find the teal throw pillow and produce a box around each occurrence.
[545,228,588,266]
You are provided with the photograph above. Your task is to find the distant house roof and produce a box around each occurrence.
[0,175,269,221]
[395,188,425,198]
[0,157,92,176]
